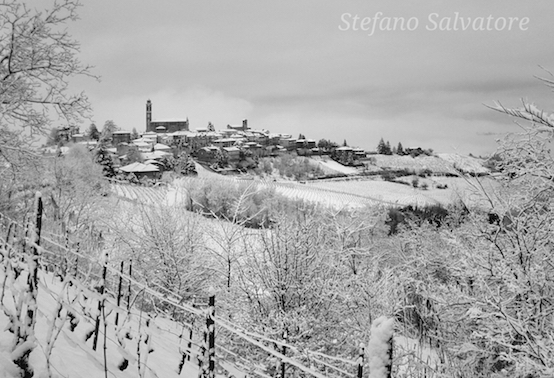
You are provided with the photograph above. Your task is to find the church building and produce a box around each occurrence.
[145,99,190,133]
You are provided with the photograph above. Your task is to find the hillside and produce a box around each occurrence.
[111,151,496,210]
[367,153,489,176]
[0,213,357,378]
[0,269,201,378]
[304,176,499,208]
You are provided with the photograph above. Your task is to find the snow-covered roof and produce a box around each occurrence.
[201,146,219,152]
[120,162,159,173]
[141,151,171,160]
[144,159,163,165]
[132,141,151,148]
[170,130,197,137]
[249,129,270,135]
[153,143,171,151]
[213,138,239,143]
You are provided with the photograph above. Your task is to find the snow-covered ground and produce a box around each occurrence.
[436,153,489,175]
[311,157,360,176]
[0,265,437,378]
[304,176,499,208]
[0,216,353,378]
[112,172,500,211]
[0,269,202,378]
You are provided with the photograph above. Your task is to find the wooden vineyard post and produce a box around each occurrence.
[28,192,43,316]
[31,191,42,272]
[281,330,288,378]
[187,309,194,362]
[178,311,195,374]
[127,259,132,311]
[3,221,14,253]
[73,242,80,279]
[61,221,69,278]
[357,343,365,378]
[93,250,108,351]
[115,260,124,326]
[207,294,215,378]
[28,192,43,301]
[386,336,393,378]
[177,316,195,374]
[200,293,216,378]
[13,192,42,375]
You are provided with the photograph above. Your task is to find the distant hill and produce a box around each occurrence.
[367,153,489,176]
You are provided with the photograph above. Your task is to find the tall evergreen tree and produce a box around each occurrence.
[397,142,404,155]
[94,144,116,178]
[88,123,100,141]
[377,138,386,154]
[94,123,117,177]
[385,141,392,155]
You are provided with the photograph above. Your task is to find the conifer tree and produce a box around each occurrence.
[88,124,100,141]
[377,138,386,154]
[94,125,116,177]
[385,141,392,155]
[397,142,404,155]
[94,145,116,178]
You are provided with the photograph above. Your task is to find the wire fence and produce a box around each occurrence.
[0,192,380,378]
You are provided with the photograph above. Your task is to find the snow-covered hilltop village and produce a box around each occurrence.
[3,1,554,378]
[42,98,493,211]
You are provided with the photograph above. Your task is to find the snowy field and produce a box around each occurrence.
[0,269,204,378]
[311,156,360,176]
[0,266,438,378]
[305,176,500,208]
[111,172,500,211]
[368,153,489,175]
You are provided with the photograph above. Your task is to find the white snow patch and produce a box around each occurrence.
[367,316,394,378]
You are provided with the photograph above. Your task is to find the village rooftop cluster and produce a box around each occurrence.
[43,100,370,180]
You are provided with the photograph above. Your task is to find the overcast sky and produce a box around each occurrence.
[65,0,554,155]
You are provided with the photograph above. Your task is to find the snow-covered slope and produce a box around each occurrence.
[0,269,201,378]
[0,220,354,378]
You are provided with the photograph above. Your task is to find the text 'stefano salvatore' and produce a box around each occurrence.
[339,12,530,36]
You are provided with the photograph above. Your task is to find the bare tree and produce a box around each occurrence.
[236,206,342,344]
[0,0,95,216]
[109,203,212,310]
[0,0,94,143]
[388,73,554,377]
[46,144,108,228]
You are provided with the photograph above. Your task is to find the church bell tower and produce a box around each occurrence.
[146,99,152,132]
